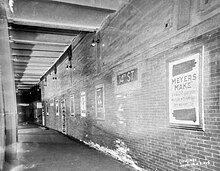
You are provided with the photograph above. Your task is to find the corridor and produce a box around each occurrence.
[4,124,134,171]
[1,0,220,170]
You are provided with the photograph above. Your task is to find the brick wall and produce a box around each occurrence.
[41,0,220,170]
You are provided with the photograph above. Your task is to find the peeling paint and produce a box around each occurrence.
[8,0,14,13]
[84,139,146,171]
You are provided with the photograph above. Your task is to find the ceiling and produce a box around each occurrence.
[6,0,128,92]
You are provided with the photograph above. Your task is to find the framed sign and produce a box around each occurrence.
[80,91,86,117]
[55,100,59,116]
[37,102,42,108]
[61,99,67,134]
[117,68,137,85]
[95,84,105,120]
[70,95,75,116]
[168,53,203,129]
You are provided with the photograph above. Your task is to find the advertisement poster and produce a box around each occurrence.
[55,100,59,116]
[46,102,49,116]
[80,91,86,117]
[95,84,105,119]
[61,99,66,134]
[169,54,201,125]
[70,95,75,116]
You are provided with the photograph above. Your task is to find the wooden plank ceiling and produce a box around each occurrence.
[7,0,128,91]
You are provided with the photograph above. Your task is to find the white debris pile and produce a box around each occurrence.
[8,0,14,13]
[84,138,146,171]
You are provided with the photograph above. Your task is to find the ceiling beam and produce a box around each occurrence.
[8,19,97,33]
[15,75,40,79]
[16,86,35,90]
[49,0,120,11]
[15,78,41,81]
[14,73,43,77]
[15,81,39,84]
[12,54,58,61]
[16,86,38,90]
[16,84,38,87]
[11,42,67,51]
[13,67,50,71]
[12,58,55,64]
[10,26,80,36]
[13,63,51,68]
[8,0,117,31]
[14,69,47,74]
[11,47,64,53]
[13,63,52,68]
[15,80,40,83]
[14,71,46,75]
[14,75,41,77]
[10,39,69,46]
[11,50,61,58]
[13,60,53,64]
[9,29,75,44]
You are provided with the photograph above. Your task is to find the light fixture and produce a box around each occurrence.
[66,65,73,70]
[91,38,100,47]
[53,65,57,80]
[66,46,72,70]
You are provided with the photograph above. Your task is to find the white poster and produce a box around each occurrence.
[37,102,42,108]
[169,54,201,125]
[80,91,86,117]
[70,95,75,116]
[95,84,105,119]
[55,100,59,116]
[61,99,67,134]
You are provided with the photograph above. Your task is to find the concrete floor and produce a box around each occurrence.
[4,124,135,171]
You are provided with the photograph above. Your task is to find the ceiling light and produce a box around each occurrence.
[91,39,100,47]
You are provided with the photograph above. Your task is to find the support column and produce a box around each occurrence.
[0,0,17,164]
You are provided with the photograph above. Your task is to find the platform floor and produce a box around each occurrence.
[4,124,134,171]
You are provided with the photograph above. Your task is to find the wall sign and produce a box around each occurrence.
[117,68,137,85]
[70,95,75,116]
[42,105,45,126]
[80,91,86,117]
[169,53,203,127]
[37,102,42,108]
[55,100,59,116]
[95,84,105,120]
[46,102,49,116]
[61,99,67,134]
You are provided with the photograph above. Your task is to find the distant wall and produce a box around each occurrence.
[41,0,220,170]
